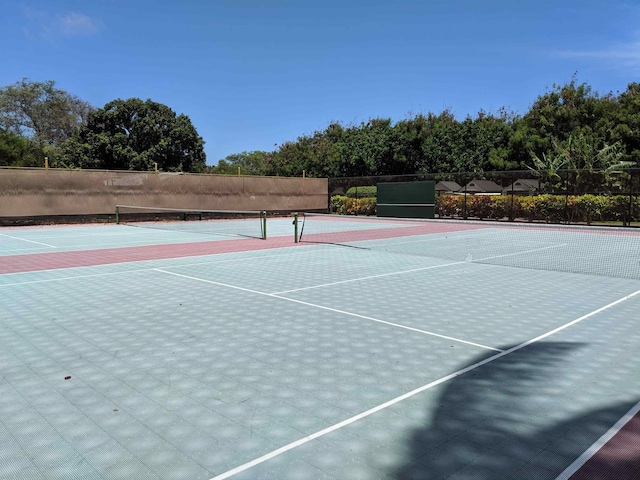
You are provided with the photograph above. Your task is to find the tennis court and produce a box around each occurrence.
[1,214,639,479]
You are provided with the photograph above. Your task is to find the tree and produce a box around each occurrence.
[0,128,39,167]
[62,98,206,172]
[336,118,396,176]
[0,78,92,149]
[210,151,269,175]
[610,83,640,165]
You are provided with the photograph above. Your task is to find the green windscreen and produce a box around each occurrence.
[377,181,435,218]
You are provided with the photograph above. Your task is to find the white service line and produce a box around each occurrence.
[209,286,640,480]
[154,268,504,352]
[273,260,465,294]
[0,233,57,248]
[274,243,568,295]
[555,398,640,480]
[474,243,568,262]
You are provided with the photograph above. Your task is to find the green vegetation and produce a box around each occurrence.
[330,196,377,215]
[252,77,639,178]
[62,98,206,172]
[1,75,638,179]
[331,192,639,225]
[0,79,206,171]
[437,194,640,225]
[346,186,377,198]
[207,151,270,175]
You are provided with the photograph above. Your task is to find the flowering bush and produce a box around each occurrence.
[331,194,638,225]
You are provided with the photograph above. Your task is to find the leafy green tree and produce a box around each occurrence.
[0,78,91,149]
[518,77,617,165]
[609,83,640,165]
[336,118,396,176]
[266,122,345,177]
[62,98,206,172]
[392,114,430,174]
[0,128,39,166]
[211,151,269,175]
[529,132,633,193]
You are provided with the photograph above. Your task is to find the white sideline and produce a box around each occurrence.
[555,398,640,480]
[0,233,57,248]
[153,268,501,352]
[206,287,640,480]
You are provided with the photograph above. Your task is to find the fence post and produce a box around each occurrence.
[509,177,515,221]
[564,174,569,224]
[463,181,468,220]
[630,170,635,227]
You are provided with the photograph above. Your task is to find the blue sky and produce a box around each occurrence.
[1,1,639,164]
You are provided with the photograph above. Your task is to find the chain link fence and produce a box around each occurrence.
[327,169,640,227]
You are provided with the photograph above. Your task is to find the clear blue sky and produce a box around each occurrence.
[1,1,638,165]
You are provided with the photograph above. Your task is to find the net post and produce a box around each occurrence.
[262,211,267,239]
[115,205,120,224]
[294,212,299,243]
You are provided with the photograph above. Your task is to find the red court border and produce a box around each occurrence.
[1,222,481,274]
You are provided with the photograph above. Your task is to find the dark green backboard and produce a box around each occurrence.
[377,181,435,218]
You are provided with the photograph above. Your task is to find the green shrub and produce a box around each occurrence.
[337,192,638,224]
[571,194,610,224]
[330,195,376,215]
[534,194,566,223]
[604,195,635,224]
[517,196,537,222]
[489,196,515,220]
[467,195,492,219]
[436,194,462,217]
[330,195,347,214]
[345,197,376,215]
[634,197,640,222]
[346,186,377,199]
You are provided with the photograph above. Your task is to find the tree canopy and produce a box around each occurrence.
[1,76,638,177]
[0,78,91,149]
[233,79,638,178]
[62,98,206,171]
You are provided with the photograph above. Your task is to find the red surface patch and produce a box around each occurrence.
[0,237,295,274]
[1,221,482,274]
[570,412,640,479]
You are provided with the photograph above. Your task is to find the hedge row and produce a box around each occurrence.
[330,194,640,224]
[345,186,377,199]
[330,196,377,215]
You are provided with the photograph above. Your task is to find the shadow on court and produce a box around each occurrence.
[393,342,639,479]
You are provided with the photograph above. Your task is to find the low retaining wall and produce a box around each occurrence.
[0,168,327,218]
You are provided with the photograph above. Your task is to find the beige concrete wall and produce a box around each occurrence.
[0,168,328,217]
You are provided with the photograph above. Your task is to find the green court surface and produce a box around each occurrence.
[0,217,639,479]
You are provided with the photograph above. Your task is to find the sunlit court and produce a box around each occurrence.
[1,214,639,479]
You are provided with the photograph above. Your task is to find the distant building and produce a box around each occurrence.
[502,179,541,195]
[435,181,462,194]
[460,179,503,195]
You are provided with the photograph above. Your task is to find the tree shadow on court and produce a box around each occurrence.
[393,341,640,479]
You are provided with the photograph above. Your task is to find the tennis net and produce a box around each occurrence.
[115,205,267,239]
[294,213,640,280]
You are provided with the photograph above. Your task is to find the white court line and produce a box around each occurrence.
[273,260,466,294]
[154,268,504,352]
[0,233,57,248]
[275,243,568,295]
[555,399,640,480]
[0,247,334,287]
[474,243,568,262]
[210,287,640,480]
